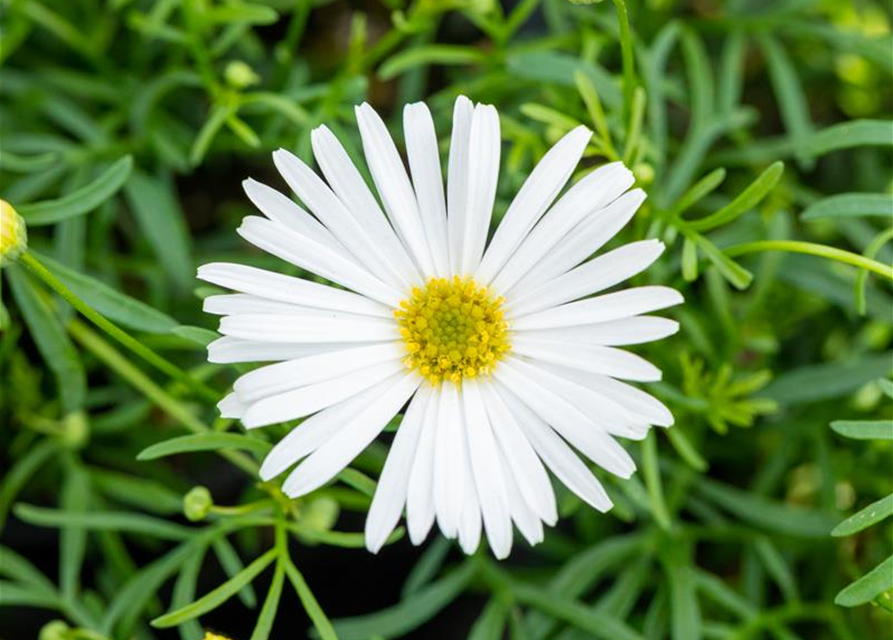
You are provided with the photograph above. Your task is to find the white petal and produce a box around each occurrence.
[490,163,635,295]
[462,379,513,559]
[311,126,420,287]
[447,96,474,275]
[241,359,405,428]
[493,383,613,512]
[355,103,435,276]
[506,240,666,318]
[282,372,421,497]
[510,286,684,331]
[197,262,392,318]
[233,342,404,403]
[203,293,327,316]
[511,336,662,382]
[461,104,500,276]
[259,374,402,481]
[217,392,246,419]
[272,148,409,292]
[242,178,345,255]
[476,126,591,284]
[404,103,450,276]
[494,357,636,478]
[406,388,440,544]
[518,316,680,346]
[365,385,432,553]
[433,382,464,538]
[479,382,557,525]
[500,446,544,546]
[457,447,482,555]
[237,216,402,307]
[207,336,378,364]
[218,312,398,344]
[512,189,647,296]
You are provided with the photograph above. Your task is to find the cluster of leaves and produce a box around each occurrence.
[1,0,891,639]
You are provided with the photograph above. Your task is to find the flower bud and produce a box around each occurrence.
[224,61,260,89]
[59,411,89,449]
[38,620,70,640]
[301,495,339,532]
[184,486,213,522]
[0,199,27,267]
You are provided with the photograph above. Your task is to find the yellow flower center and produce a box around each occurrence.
[0,199,28,266]
[396,276,511,385]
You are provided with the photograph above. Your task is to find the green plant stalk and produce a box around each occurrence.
[20,252,219,403]
[855,227,893,314]
[612,0,637,120]
[723,241,893,280]
[67,319,257,476]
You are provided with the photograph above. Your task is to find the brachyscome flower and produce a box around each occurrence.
[0,199,27,267]
[199,96,682,558]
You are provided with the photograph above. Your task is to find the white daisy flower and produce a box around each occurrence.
[199,96,682,559]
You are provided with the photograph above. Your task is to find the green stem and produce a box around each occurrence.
[723,241,893,280]
[611,0,637,120]
[20,252,219,403]
[68,319,257,476]
[855,227,893,314]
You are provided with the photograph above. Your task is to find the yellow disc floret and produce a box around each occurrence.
[396,276,511,385]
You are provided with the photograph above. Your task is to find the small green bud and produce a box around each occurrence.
[0,199,27,267]
[224,61,260,89]
[633,162,655,186]
[184,486,213,522]
[59,411,89,449]
[301,496,339,532]
[39,620,70,640]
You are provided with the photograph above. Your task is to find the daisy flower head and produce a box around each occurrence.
[199,96,683,559]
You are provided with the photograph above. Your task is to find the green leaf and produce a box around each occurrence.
[681,235,699,282]
[17,156,133,225]
[60,465,90,599]
[642,431,671,530]
[835,555,893,607]
[285,560,339,640]
[802,193,893,222]
[758,35,813,167]
[670,168,726,219]
[688,162,784,232]
[697,480,838,538]
[379,45,486,80]
[171,325,219,347]
[506,51,622,108]
[469,599,508,640]
[171,545,207,640]
[695,237,754,290]
[89,469,183,515]
[138,433,272,461]
[205,3,278,25]
[0,439,56,531]
[808,119,893,156]
[30,251,178,333]
[880,378,893,399]
[213,537,258,608]
[663,556,700,640]
[760,353,893,405]
[0,545,54,593]
[123,170,193,289]
[330,563,476,640]
[152,548,277,627]
[753,537,798,602]
[7,266,86,412]
[401,537,450,597]
[15,503,192,540]
[830,420,893,440]
[250,560,285,640]
[832,494,893,537]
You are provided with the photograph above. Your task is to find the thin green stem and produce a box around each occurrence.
[855,227,893,314]
[612,0,637,120]
[68,319,258,476]
[723,240,893,280]
[20,252,219,403]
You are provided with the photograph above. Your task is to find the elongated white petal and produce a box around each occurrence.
[282,372,420,497]
[406,390,440,544]
[461,104,500,275]
[476,126,591,284]
[273,148,409,292]
[493,383,613,512]
[518,316,680,346]
[365,384,432,553]
[447,96,474,275]
[219,313,398,344]
[511,286,684,331]
[204,294,328,317]
[311,126,419,287]
[512,189,647,296]
[500,445,544,546]
[197,262,392,318]
[491,163,635,295]
[237,216,402,307]
[511,336,662,382]
[404,103,450,276]
[234,342,405,403]
[433,382,464,538]
[208,336,378,364]
[506,240,665,318]
[242,359,405,428]
[355,103,434,276]
[457,441,483,555]
[259,374,401,481]
[462,379,512,559]
[218,392,247,419]
[494,358,636,478]
[480,382,557,525]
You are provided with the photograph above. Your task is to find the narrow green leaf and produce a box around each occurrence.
[17,156,133,225]
[60,465,90,599]
[0,439,56,530]
[286,560,339,640]
[758,35,813,167]
[642,431,671,530]
[7,266,86,412]
[879,378,893,399]
[15,503,192,540]
[171,545,207,640]
[205,3,278,25]
[753,537,798,602]
[830,420,893,440]
[832,494,893,537]
[213,537,258,609]
[89,469,183,515]
[670,168,726,218]
[379,45,486,80]
[190,103,230,166]
[250,560,285,640]
[152,548,276,627]
[760,353,893,404]
[695,237,754,290]
[401,537,451,597]
[835,555,893,607]
[0,545,54,592]
[802,193,893,222]
[505,51,622,108]
[138,433,271,461]
[171,325,219,347]
[681,236,699,282]
[31,251,178,333]
[469,599,508,640]
[664,557,701,640]
[688,162,784,232]
[718,29,746,115]
[808,119,893,156]
[0,149,57,173]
